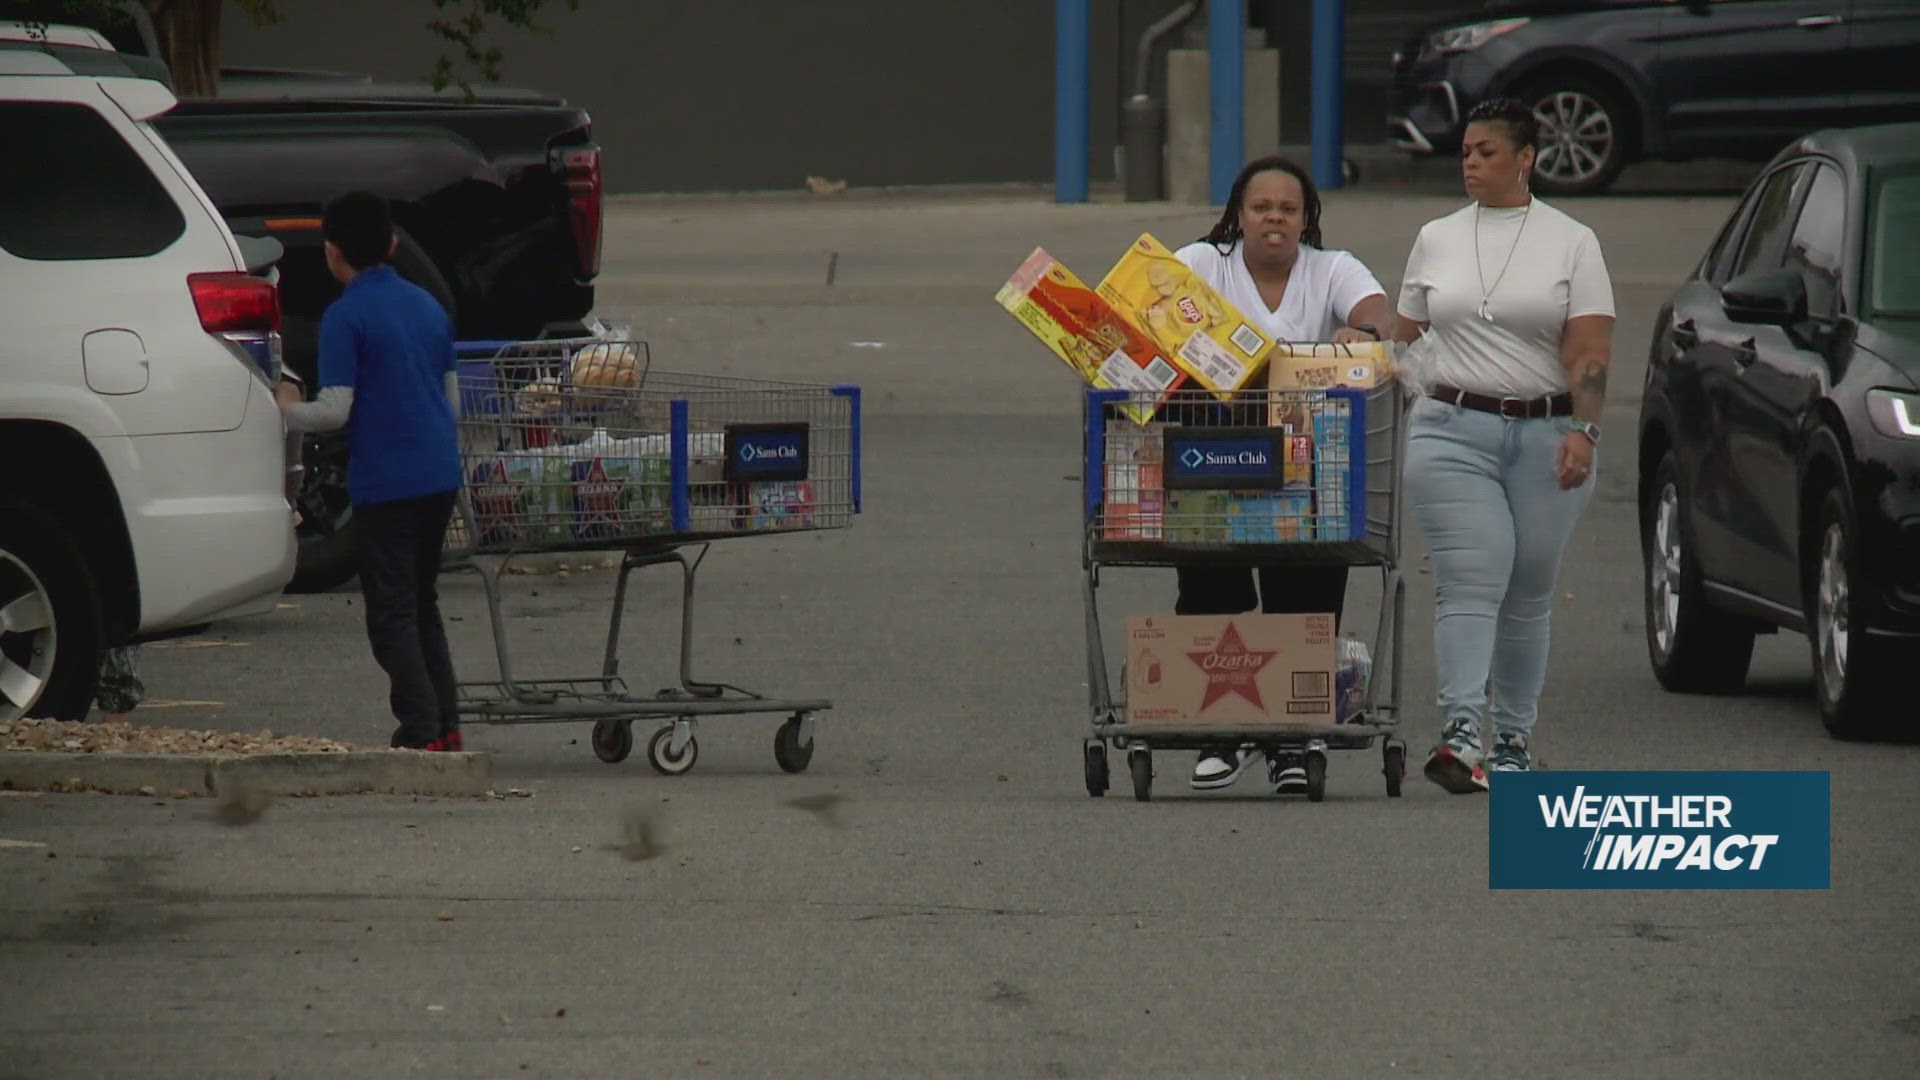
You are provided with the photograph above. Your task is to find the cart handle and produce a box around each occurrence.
[832,385,862,513]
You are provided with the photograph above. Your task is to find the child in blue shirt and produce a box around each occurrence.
[279,191,464,751]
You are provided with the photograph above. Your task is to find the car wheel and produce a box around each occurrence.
[287,431,359,594]
[1520,76,1631,196]
[0,497,105,722]
[1808,487,1902,740]
[1644,452,1755,692]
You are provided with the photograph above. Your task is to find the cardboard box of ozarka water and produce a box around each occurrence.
[1126,613,1337,725]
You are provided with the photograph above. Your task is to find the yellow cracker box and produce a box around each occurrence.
[1096,233,1277,399]
[996,247,1187,424]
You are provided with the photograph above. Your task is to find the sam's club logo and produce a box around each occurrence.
[1489,771,1829,890]
[740,441,798,464]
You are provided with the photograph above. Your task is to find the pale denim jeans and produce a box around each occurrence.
[1403,394,1595,742]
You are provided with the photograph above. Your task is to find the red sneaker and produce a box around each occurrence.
[439,730,463,752]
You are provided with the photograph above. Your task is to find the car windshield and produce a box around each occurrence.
[1867,168,1920,323]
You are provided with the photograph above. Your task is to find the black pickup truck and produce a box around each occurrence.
[8,4,605,592]
[163,98,605,591]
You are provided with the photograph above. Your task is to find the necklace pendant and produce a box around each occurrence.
[1479,300,1493,322]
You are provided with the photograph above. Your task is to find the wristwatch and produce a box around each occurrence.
[1571,418,1601,444]
[1352,323,1381,341]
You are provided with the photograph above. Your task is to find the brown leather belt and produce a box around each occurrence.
[1429,383,1573,419]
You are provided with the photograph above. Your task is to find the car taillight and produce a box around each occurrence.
[562,146,602,280]
[189,271,283,383]
[188,271,281,334]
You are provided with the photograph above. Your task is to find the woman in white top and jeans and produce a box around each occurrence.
[1166,155,1391,793]
[1391,98,1615,791]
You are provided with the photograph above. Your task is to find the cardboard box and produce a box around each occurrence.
[1126,614,1337,725]
[1312,405,1355,541]
[996,247,1186,424]
[1266,341,1391,393]
[1097,233,1277,399]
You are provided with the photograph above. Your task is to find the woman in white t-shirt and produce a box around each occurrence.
[1390,98,1615,792]
[1166,155,1390,794]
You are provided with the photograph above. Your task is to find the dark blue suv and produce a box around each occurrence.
[1637,123,1920,740]
[1388,1,1920,195]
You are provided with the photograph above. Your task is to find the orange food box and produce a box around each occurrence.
[996,247,1187,424]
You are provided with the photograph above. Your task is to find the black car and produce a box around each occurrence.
[1637,122,1920,738]
[1388,1,1920,195]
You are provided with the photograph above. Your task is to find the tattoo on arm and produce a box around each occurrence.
[1563,315,1613,423]
[1572,352,1609,423]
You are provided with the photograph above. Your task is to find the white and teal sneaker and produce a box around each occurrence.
[1488,732,1531,773]
[1423,718,1488,794]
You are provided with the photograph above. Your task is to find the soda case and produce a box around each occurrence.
[1102,420,1166,539]
[1166,490,1231,541]
[742,480,816,531]
[996,247,1189,425]
[1096,234,1278,400]
[1311,402,1355,541]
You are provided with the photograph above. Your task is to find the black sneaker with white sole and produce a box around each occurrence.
[1268,751,1309,794]
[1191,747,1260,790]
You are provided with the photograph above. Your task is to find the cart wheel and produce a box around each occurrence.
[1083,741,1109,797]
[1383,743,1406,798]
[646,725,698,776]
[1305,751,1328,803]
[591,718,633,764]
[774,714,815,774]
[1129,748,1153,802]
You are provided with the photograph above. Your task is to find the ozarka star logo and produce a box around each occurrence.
[1186,621,1276,711]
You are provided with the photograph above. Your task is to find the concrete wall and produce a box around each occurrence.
[220,0,1440,196]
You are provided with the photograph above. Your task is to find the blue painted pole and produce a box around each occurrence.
[1207,0,1245,206]
[1311,0,1345,191]
[1054,0,1090,203]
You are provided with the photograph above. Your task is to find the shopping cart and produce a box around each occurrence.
[442,335,861,775]
[1079,380,1408,802]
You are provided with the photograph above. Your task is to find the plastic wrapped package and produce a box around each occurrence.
[1336,636,1373,722]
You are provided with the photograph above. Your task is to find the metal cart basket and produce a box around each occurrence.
[443,336,861,775]
[1079,380,1407,801]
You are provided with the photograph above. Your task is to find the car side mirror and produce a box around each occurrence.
[1722,268,1807,327]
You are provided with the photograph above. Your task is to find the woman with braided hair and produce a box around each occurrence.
[1166,154,1391,794]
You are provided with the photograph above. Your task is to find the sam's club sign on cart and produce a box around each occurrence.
[1489,771,1830,889]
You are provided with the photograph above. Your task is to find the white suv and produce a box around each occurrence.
[1,44,296,721]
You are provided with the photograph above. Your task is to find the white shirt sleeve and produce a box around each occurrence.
[1173,239,1224,280]
[1397,226,1432,324]
[1566,226,1616,320]
[283,385,353,433]
[1325,250,1387,326]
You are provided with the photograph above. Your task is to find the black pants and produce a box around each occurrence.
[355,489,459,748]
[1175,564,1349,629]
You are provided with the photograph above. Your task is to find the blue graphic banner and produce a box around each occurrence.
[1163,427,1285,490]
[725,422,810,482]
[1489,771,1830,890]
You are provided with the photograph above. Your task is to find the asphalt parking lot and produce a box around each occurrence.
[4,179,1918,1080]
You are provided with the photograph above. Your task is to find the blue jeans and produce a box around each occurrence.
[1403,396,1594,741]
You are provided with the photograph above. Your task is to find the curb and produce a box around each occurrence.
[0,751,493,798]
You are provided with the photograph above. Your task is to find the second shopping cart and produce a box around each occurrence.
[441,335,861,775]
